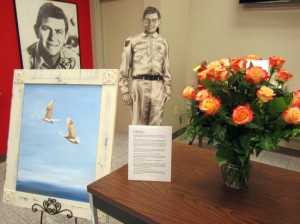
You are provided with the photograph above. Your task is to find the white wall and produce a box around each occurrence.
[93,0,300,134]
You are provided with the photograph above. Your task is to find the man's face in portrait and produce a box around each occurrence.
[143,13,160,34]
[36,17,68,57]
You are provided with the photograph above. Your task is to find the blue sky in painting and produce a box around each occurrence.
[17,84,102,193]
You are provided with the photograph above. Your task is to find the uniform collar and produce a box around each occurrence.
[33,42,74,69]
[33,42,63,69]
[142,32,159,38]
[33,43,49,69]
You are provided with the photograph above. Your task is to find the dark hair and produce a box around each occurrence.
[35,3,69,33]
[143,6,161,19]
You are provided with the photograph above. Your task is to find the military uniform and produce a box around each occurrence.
[23,42,80,69]
[119,32,172,125]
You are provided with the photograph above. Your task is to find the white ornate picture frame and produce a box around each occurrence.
[3,69,118,220]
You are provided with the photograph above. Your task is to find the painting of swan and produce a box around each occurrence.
[57,117,80,144]
[17,83,102,203]
[35,99,60,123]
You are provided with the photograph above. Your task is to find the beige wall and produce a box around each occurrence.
[94,0,300,134]
[188,0,300,92]
[100,0,144,133]
[159,0,190,132]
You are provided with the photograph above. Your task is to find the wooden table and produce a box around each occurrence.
[87,141,300,224]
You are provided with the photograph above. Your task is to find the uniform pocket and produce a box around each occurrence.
[154,43,165,57]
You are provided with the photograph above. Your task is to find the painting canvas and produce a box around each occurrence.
[17,84,101,203]
[3,69,118,219]
[14,0,81,69]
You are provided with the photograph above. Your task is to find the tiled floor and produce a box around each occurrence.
[1,132,300,224]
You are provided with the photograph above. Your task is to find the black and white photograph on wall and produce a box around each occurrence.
[14,0,81,69]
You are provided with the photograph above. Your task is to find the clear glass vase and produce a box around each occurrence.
[221,158,251,190]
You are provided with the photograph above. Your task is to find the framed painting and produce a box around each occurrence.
[3,69,118,220]
[14,0,81,69]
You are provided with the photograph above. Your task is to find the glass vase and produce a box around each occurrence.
[221,157,251,190]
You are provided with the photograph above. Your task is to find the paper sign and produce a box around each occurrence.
[246,59,269,71]
[128,125,172,182]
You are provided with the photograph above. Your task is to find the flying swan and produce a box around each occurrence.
[35,99,60,123]
[57,117,80,144]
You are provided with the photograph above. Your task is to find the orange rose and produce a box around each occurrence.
[245,66,268,84]
[207,60,222,80]
[182,86,196,100]
[214,66,230,82]
[198,69,209,82]
[195,89,212,101]
[230,58,247,72]
[281,106,300,124]
[256,86,275,102]
[199,97,221,115]
[219,58,231,68]
[269,56,285,70]
[207,60,230,81]
[275,70,293,83]
[245,55,262,60]
[208,60,222,70]
[291,90,300,107]
[232,104,254,125]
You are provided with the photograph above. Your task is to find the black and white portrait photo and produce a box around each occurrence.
[14,0,81,69]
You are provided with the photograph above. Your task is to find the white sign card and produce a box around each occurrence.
[128,125,172,182]
[246,59,269,71]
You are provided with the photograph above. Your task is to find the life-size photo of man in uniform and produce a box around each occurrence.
[119,6,172,126]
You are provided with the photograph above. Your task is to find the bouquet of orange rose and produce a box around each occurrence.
[181,55,300,168]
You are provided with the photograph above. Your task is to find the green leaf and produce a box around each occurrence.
[228,74,240,86]
[213,125,227,142]
[283,92,293,104]
[255,135,278,151]
[266,97,287,113]
[238,155,250,167]
[239,134,251,151]
[231,139,247,155]
[216,148,232,166]
[246,117,262,129]
[201,79,215,89]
